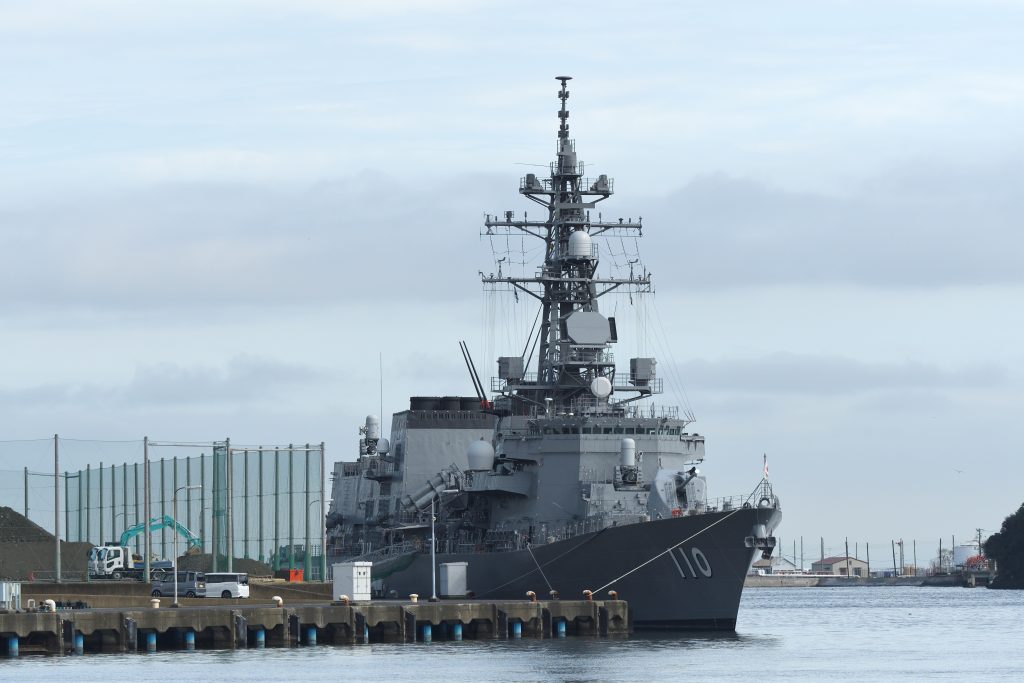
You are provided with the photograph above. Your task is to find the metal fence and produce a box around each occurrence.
[1,437,327,580]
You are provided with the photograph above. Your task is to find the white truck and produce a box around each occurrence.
[88,515,201,580]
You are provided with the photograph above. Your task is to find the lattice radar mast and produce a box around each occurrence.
[482,77,659,417]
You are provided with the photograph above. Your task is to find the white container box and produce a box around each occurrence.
[332,562,372,601]
[439,562,468,598]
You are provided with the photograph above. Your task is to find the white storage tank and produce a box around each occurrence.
[440,562,468,598]
[953,542,980,567]
[333,561,373,601]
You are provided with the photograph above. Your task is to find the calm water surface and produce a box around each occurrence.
[4,587,1023,682]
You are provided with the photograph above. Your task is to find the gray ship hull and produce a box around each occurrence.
[361,505,780,630]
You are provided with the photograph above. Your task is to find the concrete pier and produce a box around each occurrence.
[0,598,629,656]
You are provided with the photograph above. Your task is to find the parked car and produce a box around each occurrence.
[150,570,206,598]
[204,572,250,599]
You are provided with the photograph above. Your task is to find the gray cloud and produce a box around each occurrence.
[0,355,331,409]
[627,160,1024,289]
[675,353,1007,396]
[2,157,1021,316]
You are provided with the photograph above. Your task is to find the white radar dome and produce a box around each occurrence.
[376,438,390,455]
[467,440,496,471]
[590,376,612,399]
[568,230,593,259]
[365,415,381,441]
[620,438,636,468]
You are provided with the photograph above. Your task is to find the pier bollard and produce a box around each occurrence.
[511,621,522,639]
[272,595,283,607]
[549,590,560,600]
[583,589,593,600]
[608,590,618,600]
[338,595,350,605]
[452,623,463,641]
[145,632,157,653]
[409,593,419,603]
[7,635,18,658]
[555,619,566,638]
[184,630,195,651]
[526,590,537,602]
[254,628,265,649]
[73,632,84,655]
[150,598,160,609]
[306,627,317,646]
[421,623,432,643]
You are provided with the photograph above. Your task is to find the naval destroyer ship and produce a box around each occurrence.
[325,77,780,630]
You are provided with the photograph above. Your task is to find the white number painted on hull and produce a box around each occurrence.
[669,546,714,579]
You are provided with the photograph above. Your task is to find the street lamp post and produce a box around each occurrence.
[430,496,438,601]
[430,490,459,601]
[173,485,201,607]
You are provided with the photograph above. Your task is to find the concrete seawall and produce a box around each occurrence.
[19,581,333,609]
[1,598,629,656]
[744,574,965,588]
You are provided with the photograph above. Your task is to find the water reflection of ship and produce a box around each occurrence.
[325,77,781,630]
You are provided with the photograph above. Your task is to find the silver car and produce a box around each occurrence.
[150,570,207,598]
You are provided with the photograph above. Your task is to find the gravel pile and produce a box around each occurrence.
[0,506,54,543]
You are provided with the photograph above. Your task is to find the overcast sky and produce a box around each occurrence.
[2,0,1022,564]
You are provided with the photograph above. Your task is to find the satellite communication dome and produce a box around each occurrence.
[466,440,496,471]
[376,438,390,455]
[590,376,612,399]
[567,230,593,259]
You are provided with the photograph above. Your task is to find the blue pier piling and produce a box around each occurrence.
[421,623,432,643]
[363,625,369,643]
[305,627,317,646]
[512,621,522,639]
[184,630,195,651]
[254,627,265,649]
[555,619,566,638]
[7,635,18,658]
[73,632,84,655]
[146,632,157,653]
[452,623,463,641]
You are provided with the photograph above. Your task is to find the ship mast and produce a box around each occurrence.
[482,77,654,415]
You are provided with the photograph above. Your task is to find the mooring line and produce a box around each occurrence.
[594,507,743,593]
[476,530,607,597]
[595,480,771,593]
[526,543,555,593]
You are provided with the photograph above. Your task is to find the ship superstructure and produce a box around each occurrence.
[326,78,780,629]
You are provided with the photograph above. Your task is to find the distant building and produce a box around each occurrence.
[750,555,799,575]
[811,556,869,577]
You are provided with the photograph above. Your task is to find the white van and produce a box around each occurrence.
[204,572,250,599]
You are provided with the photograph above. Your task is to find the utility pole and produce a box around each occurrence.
[892,540,898,577]
[800,536,804,572]
[144,436,150,583]
[866,542,871,575]
[845,537,851,577]
[54,434,61,583]
[320,442,327,582]
[913,540,918,576]
[820,537,824,562]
